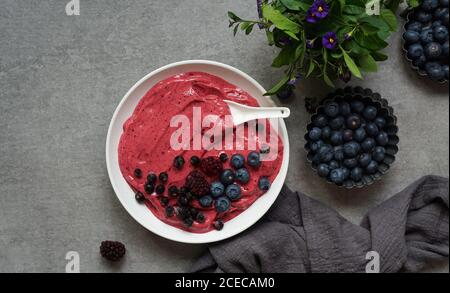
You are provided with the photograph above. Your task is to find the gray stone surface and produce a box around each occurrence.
[0,0,448,273]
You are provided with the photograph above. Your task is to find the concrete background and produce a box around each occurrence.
[0,0,448,273]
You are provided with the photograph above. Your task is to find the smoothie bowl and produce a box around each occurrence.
[106,61,289,243]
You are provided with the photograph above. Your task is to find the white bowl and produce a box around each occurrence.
[106,60,290,244]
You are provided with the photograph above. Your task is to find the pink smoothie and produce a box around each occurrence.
[118,72,283,233]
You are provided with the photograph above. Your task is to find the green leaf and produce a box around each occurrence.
[306,60,316,77]
[407,0,420,8]
[233,25,239,36]
[342,48,363,79]
[337,0,346,13]
[272,45,296,68]
[280,0,311,11]
[323,73,335,87]
[361,23,379,35]
[359,54,378,72]
[355,32,388,51]
[228,11,241,22]
[380,9,398,32]
[266,29,275,45]
[245,23,255,35]
[262,4,300,35]
[372,51,388,61]
[359,16,390,33]
[264,74,291,96]
[343,5,365,15]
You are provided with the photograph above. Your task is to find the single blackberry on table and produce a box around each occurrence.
[159,172,168,183]
[185,170,210,196]
[219,153,228,162]
[134,168,142,179]
[173,156,185,169]
[100,241,126,262]
[135,191,145,203]
[201,156,223,176]
[190,155,201,167]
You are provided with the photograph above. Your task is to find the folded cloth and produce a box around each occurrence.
[191,175,449,273]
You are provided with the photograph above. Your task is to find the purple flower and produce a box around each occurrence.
[257,0,264,28]
[288,75,302,85]
[306,0,329,23]
[344,32,352,41]
[306,39,316,49]
[322,31,338,50]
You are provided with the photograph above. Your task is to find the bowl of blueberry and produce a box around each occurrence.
[403,0,449,82]
[305,87,399,188]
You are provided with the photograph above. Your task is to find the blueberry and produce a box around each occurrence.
[276,85,293,99]
[313,114,328,128]
[350,100,365,113]
[350,167,363,182]
[361,138,376,152]
[219,153,228,162]
[309,127,323,141]
[432,20,443,28]
[329,131,343,146]
[343,129,354,142]
[425,62,445,80]
[330,116,345,130]
[343,158,358,169]
[346,114,362,130]
[144,183,155,194]
[442,11,449,26]
[173,155,185,169]
[434,26,448,43]
[319,145,334,162]
[441,0,449,7]
[330,168,346,184]
[339,101,351,116]
[329,160,340,170]
[135,191,145,203]
[324,102,340,118]
[213,219,224,231]
[321,126,332,140]
[415,11,432,23]
[363,105,378,121]
[199,195,213,207]
[412,54,428,69]
[310,140,325,153]
[333,146,345,161]
[230,154,245,169]
[374,117,386,129]
[354,127,367,142]
[258,177,271,191]
[407,43,424,60]
[226,184,242,200]
[155,184,165,195]
[215,197,231,213]
[365,122,379,137]
[407,21,423,32]
[247,151,261,168]
[421,0,439,11]
[365,161,379,174]
[220,169,236,186]
[159,172,168,183]
[443,41,449,57]
[190,155,201,166]
[342,168,350,180]
[210,181,225,198]
[443,64,449,79]
[434,8,449,21]
[425,42,443,59]
[358,153,372,168]
[147,172,157,184]
[343,142,361,158]
[235,168,250,184]
[317,164,330,177]
[404,30,420,44]
[421,29,435,45]
[376,131,389,146]
[134,168,142,178]
[372,146,386,162]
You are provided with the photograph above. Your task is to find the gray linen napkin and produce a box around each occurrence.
[191,175,449,273]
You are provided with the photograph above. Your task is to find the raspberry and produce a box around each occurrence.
[185,170,210,196]
[100,241,126,261]
[201,156,223,176]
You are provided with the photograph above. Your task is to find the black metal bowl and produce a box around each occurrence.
[304,87,400,189]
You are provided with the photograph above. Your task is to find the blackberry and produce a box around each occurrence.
[155,184,165,195]
[185,170,210,196]
[219,153,228,162]
[159,172,168,183]
[190,156,201,167]
[173,156,185,169]
[135,191,145,203]
[201,156,223,176]
[213,219,224,231]
[100,241,126,262]
[134,168,142,178]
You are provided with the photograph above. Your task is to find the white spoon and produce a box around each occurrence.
[224,100,291,126]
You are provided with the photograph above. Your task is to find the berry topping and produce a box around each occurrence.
[258,176,271,191]
[144,183,155,194]
[155,184,165,195]
[230,154,245,169]
[165,205,175,217]
[160,196,169,207]
[247,151,261,168]
[185,170,210,196]
[225,184,242,201]
[147,172,157,184]
[220,169,235,186]
[201,156,223,176]
[210,181,225,198]
[199,195,214,208]
[215,197,231,213]
[213,219,224,231]
[219,153,229,162]
[134,168,142,178]
[190,155,201,166]
[235,168,250,184]
[100,241,126,262]
[173,156,185,169]
[196,212,206,223]
[159,172,168,183]
[135,191,145,203]
[168,186,179,197]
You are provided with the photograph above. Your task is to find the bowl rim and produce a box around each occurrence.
[105,60,290,244]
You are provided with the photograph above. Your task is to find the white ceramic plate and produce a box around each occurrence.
[106,60,290,244]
